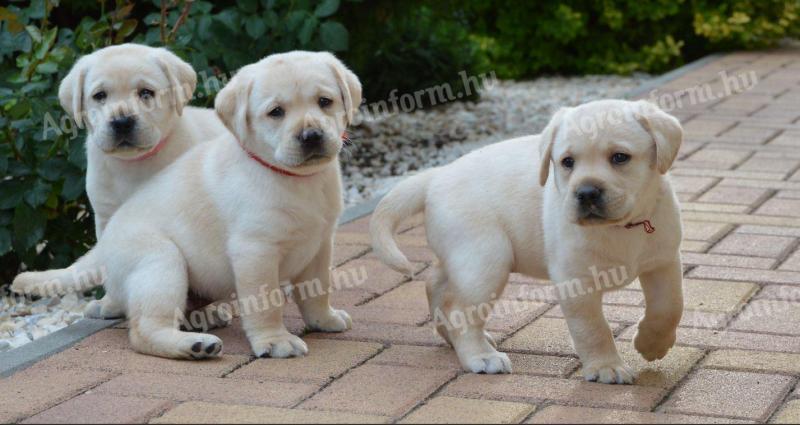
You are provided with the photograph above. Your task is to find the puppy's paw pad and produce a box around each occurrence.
[583,361,636,385]
[308,309,352,333]
[464,352,513,374]
[634,328,676,361]
[253,334,308,358]
[182,334,223,360]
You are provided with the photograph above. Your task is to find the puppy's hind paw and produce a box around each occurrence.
[463,351,513,374]
[252,333,308,358]
[582,360,636,385]
[84,299,124,320]
[306,309,352,333]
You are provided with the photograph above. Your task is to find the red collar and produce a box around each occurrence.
[238,131,350,178]
[625,220,655,234]
[241,147,309,178]
[121,136,169,162]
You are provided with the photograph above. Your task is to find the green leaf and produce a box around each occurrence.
[245,15,267,39]
[319,21,348,51]
[237,0,259,14]
[62,172,85,201]
[36,61,58,74]
[314,0,340,18]
[24,180,52,208]
[0,227,11,256]
[13,202,46,252]
[0,180,25,209]
[298,16,318,45]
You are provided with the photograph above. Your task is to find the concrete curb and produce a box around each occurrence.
[0,52,722,378]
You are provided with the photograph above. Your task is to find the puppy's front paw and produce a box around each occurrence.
[462,351,513,374]
[634,325,676,361]
[306,309,352,333]
[179,333,223,360]
[582,359,636,385]
[84,299,124,320]
[252,333,308,358]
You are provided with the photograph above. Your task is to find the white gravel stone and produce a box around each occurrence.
[341,75,650,206]
[0,287,92,351]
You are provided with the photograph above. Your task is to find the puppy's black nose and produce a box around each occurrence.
[110,116,136,135]
[575,185,603,205]
[299,128,324,146]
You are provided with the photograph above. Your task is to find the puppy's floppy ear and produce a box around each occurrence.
[153,48,197,116]
[635,100,683,174]
[539,107,568,186]
[323,53,362,126]
[59,56,90,128]
[215,66,254,141]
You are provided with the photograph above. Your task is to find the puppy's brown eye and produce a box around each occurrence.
[562,157,575,169]
[267,107,285,118]
[93,91,107,102]
[611,153,631,165]
[139,88,155,100]
[318,97,333,108]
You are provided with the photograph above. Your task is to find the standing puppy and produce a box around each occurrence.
[12,43,227,297]
[371,99,684,384]
[77,51,359,359]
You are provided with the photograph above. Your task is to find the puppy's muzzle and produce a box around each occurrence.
[298,128,327,157]
[110,116,137,146]
[575,184,606,219]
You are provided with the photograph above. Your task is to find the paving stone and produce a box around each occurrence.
[486,301,551,333]
[208,317,306,355]
[687,149,752,168]
[688,265,800,286]
[545,304,728,329]
[334,258,420,295]
[710,233,796,258]
[228,339,382,385]
[307,321,445,346]
[682,279,757,313]
[363,280,429,311]
[20,394,171,424]
[756,285,800,301]
[681,202,750,214]
[36,346,249,377]
[618,325,800,353]
[501,318,624,356]
[0,368,113,423]
[683,118,734,138]
[661,369,794,421]
[349,305,430,326]
[95,373,317,407]
[718,125,780,145]
[757,198,800,217]
[400,396,535,424]
[621,345,704,390]
[682,221,734,242]
[772,400,800,424]
[703,350,800,375]
[368,344,579,377]
[333,244,369,266]
[669,176,719,196]
[698,186,770,206]
[730,300,800,335]
[738,156,799,173]
[151,402,390,424]
[300,364,456,418]
[681,252,777,269]
[527,406,750,424]
[682,240,712,253]
[442,374,663,411]
[771,130,800,147]
[737,224,800,238]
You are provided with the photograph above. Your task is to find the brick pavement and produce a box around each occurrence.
[3,48,800,423]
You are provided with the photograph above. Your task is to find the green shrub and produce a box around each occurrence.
[453,0,800,78]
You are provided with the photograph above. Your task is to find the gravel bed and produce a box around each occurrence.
[0,74,650,352]
[341,74,651,206]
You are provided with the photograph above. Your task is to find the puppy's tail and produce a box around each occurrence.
[370,169,435,276]
[10,249,105,297]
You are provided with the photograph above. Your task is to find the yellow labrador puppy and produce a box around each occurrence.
[12,43,227,297]
[371,99,684,384]
[76,51,360,359]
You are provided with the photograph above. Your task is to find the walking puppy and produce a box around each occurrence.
[12,43,227,297]
[71,51,360,359]
[371,99,684,384]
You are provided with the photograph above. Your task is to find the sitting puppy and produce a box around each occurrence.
[12,43,227,297]
[74,51,360,359]
[371,99,684,384]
